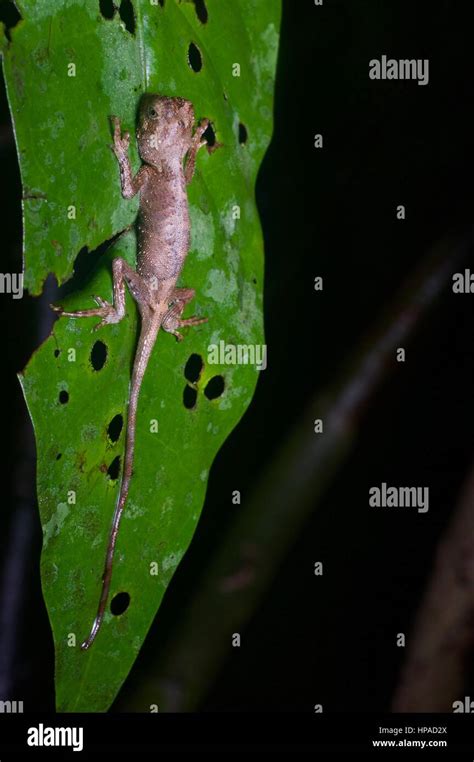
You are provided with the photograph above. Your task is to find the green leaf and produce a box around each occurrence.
[4,0,280,710]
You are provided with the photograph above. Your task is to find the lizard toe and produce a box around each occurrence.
[93,317,110,332]
[93,295,110,308]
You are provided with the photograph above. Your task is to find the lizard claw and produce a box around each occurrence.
[110,116,119,141]
[195,118,209,142]
[50,303,63,314]
[93,318,110,332]
[91,296,120,330]
[110,116,130,158]
[196,119,210,151]
[93,295,109,308]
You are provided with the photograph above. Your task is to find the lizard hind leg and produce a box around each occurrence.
[51,257,150,331]
[162,287,207,341]
[51,295,121,331]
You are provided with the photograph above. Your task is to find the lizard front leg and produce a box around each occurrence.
[184,118,209,185]
[52,257,152,330]
[162,287,207,341]
[52,116,152,326]
[111,116,151,199]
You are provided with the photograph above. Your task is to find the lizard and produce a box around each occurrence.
[52,93,209,650]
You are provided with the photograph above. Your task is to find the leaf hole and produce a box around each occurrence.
[192,0,208,23]
[204,375,225,400]
[119,0,135,34]
[183,385,198,409]
[158,0,165,5]
[56,453,62,461]
[110,591,130,615]
[202,122,216,148]
[91,340,107,371]
[188,42,202,73]
[238,122,248,145]
[107,455,121,480]
[59,390,69,405]
[108,414,124,443]
[99,0,115,19]
[54,348,61,358]
[0,1,22,41]
[184,353,204,383]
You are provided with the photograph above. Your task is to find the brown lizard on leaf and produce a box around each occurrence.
[52,94,209,649]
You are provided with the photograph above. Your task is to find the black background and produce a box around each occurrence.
[0,0,473,716]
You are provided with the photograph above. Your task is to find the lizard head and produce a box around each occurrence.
[137,94,195,165]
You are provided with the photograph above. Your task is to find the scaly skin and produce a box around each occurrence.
[52,94,209,649]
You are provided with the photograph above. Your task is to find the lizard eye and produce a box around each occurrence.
[148,106,159,119]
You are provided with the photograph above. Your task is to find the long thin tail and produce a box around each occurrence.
[81,318,161,650]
